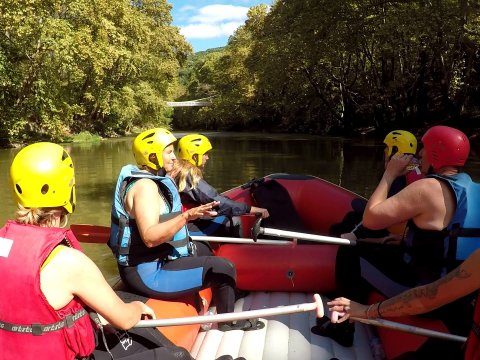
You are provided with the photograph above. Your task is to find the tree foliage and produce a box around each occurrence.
[0,0,191,145]
[175,0,480,136]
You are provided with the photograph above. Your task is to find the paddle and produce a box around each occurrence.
[250,217,356,245]
[133,294,466,343]
[351,317,467,343]
[134,297,322,328]
[71,224,110,244]
[70,223,350,246]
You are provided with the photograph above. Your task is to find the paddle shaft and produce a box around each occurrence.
[258,226,356,245]
[134,302,318,328]
[70,224,349,246]
[191,235,291,245]
[352,317,467,343]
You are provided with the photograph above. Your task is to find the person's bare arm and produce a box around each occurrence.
[328,249,480,322]
[129,178,218,247]
[364,176,450,231]
[44,247,154,330]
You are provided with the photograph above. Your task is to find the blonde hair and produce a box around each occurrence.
[171,159,203,192]
[15,205,68,228]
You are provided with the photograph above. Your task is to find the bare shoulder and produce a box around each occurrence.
[131,177,158,194]
[50,245,99,276]
[404,177,443,197]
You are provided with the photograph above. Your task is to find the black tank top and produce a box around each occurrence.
[403,220,448,285]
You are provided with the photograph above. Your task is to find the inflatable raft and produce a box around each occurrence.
[72,173,456,360]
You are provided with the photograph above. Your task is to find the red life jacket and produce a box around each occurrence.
[0,220,96,360]
[465,292,480,360]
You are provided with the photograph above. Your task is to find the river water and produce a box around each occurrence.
[1,132,479,282]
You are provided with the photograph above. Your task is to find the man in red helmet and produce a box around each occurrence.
[315,126,480,358]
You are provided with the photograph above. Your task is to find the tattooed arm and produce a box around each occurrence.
[327,249,480,323]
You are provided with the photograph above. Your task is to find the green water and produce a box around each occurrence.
[1,132,478,282]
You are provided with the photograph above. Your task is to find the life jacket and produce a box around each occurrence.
[465,292,480,360]
[430,173,480,262]
[405,167,424,185]
[0,220,95,360]
[109,165,190,266]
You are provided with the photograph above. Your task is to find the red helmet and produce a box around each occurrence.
[421,125,470,169]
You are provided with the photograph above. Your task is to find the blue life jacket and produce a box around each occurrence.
[430,173,480,261]
[109,164,190,266]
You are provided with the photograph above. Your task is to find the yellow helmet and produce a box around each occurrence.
[177,134,212,167]
[383,130,417,157]
[10,142,76,213]
[132,128,177,170]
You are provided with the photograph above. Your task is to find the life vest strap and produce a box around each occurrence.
[450,227,480,238]
[0,308,88,336]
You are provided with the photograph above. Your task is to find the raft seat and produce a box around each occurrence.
[145,288,212,352]
[114,278,212,352]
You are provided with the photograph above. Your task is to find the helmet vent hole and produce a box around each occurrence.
[142,132,155,141]
[15,184,22,194]
[41,184,49,195]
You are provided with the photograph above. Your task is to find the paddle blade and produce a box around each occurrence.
[71,224,110,244]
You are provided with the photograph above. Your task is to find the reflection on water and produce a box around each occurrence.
[0,132,478,282]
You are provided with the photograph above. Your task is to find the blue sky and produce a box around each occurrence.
[168,0,272,53]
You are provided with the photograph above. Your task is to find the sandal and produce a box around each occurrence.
[218,318,265,332]
[311,316,354,347]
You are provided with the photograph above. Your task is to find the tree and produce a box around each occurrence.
[0,0,191,144]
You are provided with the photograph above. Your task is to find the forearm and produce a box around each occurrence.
[109,301,146,330]
[142,213,188,247]
[363,173,396,229]
[329,250,480,322]
[363,264,474,319]
[364,287,432,319]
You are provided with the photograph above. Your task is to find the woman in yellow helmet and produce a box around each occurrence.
[0,142,195,360]
[171,134,269,238]
[109,128,262,332]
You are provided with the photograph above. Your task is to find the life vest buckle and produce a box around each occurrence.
[32,323,43,336]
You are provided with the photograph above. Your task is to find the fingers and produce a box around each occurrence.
[340,232,357,241]
[251,207,269,218]
[331,310,350,323]
[186,202,220,220]
[143,304,156,319]
[327,297,351,323]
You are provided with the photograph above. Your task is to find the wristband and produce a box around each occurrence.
[377,301,384,318]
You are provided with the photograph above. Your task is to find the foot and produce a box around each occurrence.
[218,318,265,332]
[311,316,354,347]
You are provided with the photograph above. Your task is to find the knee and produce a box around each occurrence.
[219,257,237,279]
[172,346,193,360]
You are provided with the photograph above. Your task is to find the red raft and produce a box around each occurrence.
[72,173,454,359]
